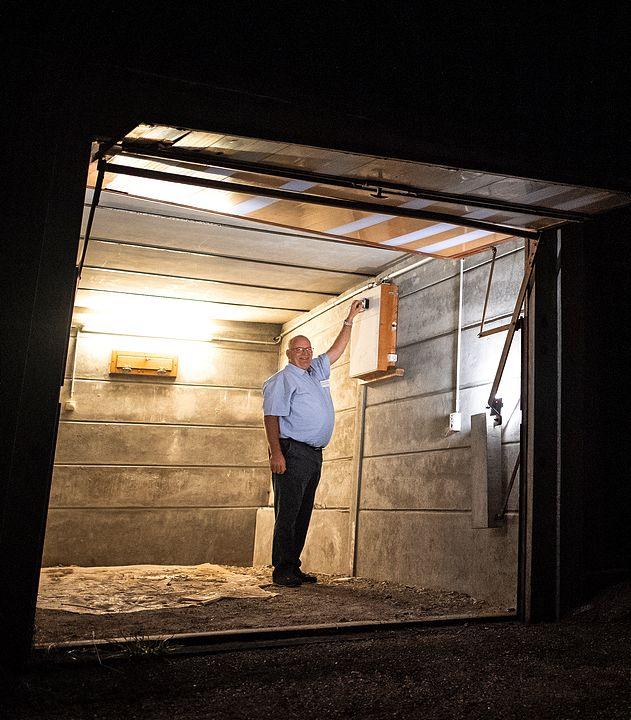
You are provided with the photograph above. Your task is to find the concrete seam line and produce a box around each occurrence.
[391,311,519,351]
[63,377,267,391]
[277,257,437,339]
[58,420,265,429]
[362,447,471,459]
[364,385,492,409]
[79,286,310,313]
[52,463,268,468]
[396,246,524,301]
[84,235,373,276]
[82,264,339,297]
[357,508,473,514]
[47,505,268,510]
[81,203,383,268]
[78,329,281,346]
[364,379,521,409]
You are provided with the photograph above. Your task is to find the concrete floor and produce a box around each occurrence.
[33,564,508,645]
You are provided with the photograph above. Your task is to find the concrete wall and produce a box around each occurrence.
[43,320,277,566]
[254,241,523,606]
[358,242,522,606]
[47,243,523,607]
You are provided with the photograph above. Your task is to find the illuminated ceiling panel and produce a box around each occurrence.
[91,124,631,260]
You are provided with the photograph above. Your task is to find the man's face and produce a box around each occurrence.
[286,336,313,370]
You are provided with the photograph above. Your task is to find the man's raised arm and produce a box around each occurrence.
[325,299,365,365]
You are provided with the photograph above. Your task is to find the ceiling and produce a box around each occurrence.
[98,124,631,256]
[77,189,406,330]
[77,123,631,331]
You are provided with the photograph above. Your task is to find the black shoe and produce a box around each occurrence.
[272,569,302,587]
[294,567,317,583]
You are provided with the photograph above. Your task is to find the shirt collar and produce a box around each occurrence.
[286,362,311,376]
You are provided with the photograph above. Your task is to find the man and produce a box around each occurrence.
[262,299,365,587]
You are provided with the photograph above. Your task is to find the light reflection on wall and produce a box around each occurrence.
[72,292,223,382]
[74,292,218,342]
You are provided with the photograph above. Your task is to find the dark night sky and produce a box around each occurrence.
[5,3,631,184]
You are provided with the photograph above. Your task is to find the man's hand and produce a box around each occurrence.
[346,298,365,323]
[269,448,286,474]
[326,298,366,364]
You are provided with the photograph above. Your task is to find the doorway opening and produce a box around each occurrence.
[35,123,620,646]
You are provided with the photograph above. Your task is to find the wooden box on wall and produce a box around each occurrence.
[349,282,399,381]
[109,350,178,377]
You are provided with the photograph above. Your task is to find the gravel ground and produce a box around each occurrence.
[34,566,509,645]
[12,579,629,719]
[4,616,631,719]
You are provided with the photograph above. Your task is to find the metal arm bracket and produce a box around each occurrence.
[486,239,539,425]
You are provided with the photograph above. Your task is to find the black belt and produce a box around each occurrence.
[280,437,325,452]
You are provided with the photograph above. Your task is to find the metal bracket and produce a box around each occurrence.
[495,450,521,522]
[487,238,540,425]
[478,246,498,337]
[76,159,105,281]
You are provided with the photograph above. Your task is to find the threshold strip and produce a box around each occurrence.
[32,612,515,664]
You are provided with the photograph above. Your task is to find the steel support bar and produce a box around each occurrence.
[100,160,540,239]
[479,246,498,336]
[487,239,540,423]
[115,142,587,223]
[478,323,512,338]
[496,450,521,521]
[77,165,104,279]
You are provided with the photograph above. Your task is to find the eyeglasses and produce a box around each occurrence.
[290,346,313,355]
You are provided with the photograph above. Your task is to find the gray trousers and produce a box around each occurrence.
[271,438,322,570]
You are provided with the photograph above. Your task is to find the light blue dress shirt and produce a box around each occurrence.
[262,353,335,448]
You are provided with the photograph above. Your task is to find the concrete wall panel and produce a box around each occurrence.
[50,465,270,508]
[253,507,349,575]
[86,240,358,295]
[43,507,258,566]
[323,409,355,461]
[55,423,267,466]
[364,391,457,457]
[360,445,519,514]
[462,244,525,327]
[329,362,358,412]
[361,448,471,510]
[68,333,278,387]
[316,458,353,509]
[460,326,521,389]
[86,205,400,274]
[364,383,520,458]
[366,327,520,410]
[60,381,263,426]
[394,256,458,299]
[356,510,518,607]
[397,277,459,347]
[366,333,455,406]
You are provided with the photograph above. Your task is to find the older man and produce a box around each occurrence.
[262,299,364,586]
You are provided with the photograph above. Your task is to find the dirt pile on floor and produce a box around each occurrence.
[37,564,276,614]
